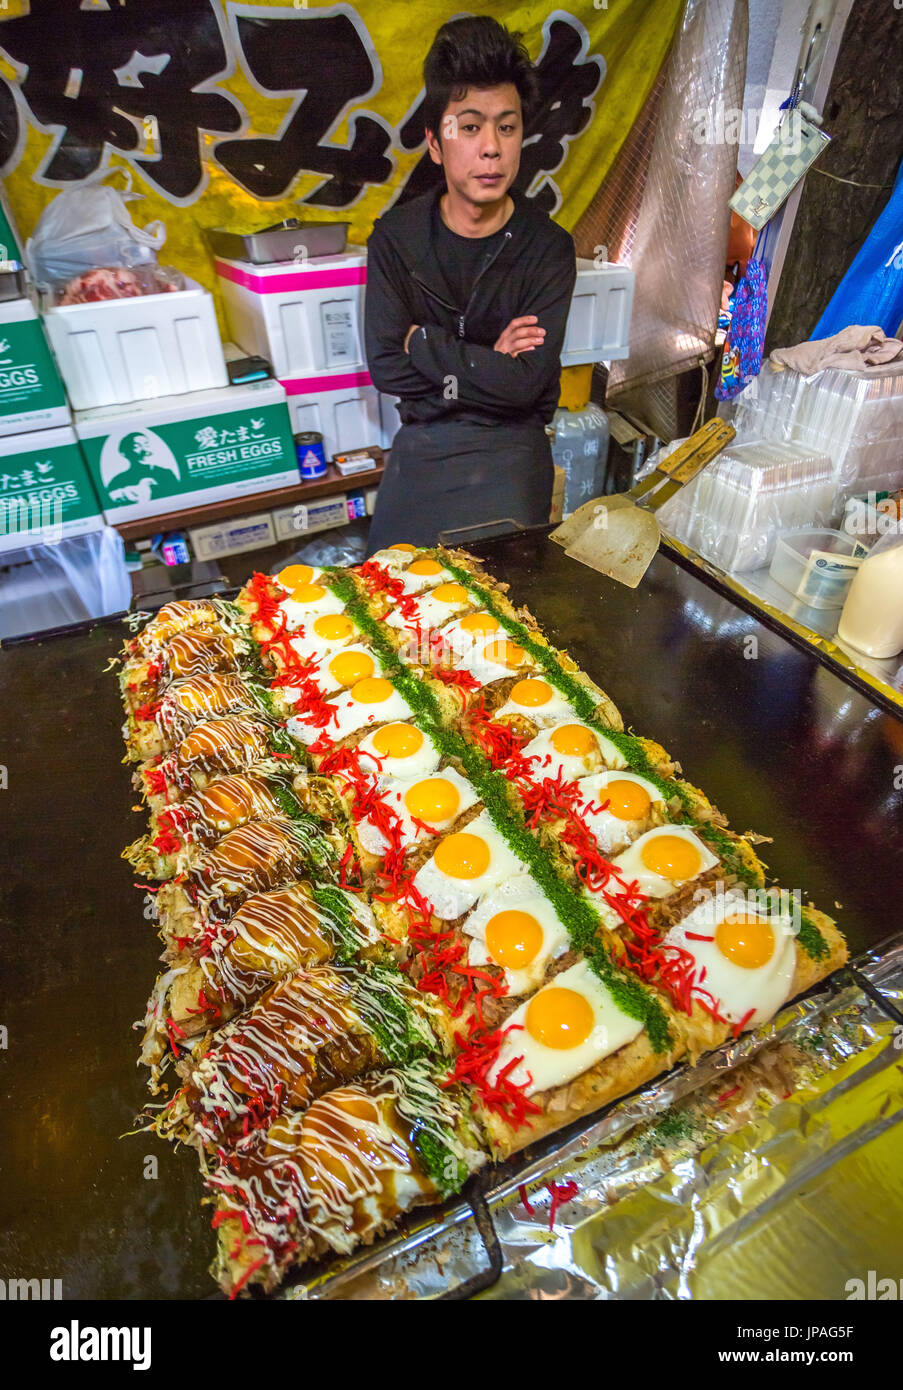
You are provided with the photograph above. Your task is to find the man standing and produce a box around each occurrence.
[364,15,577,553]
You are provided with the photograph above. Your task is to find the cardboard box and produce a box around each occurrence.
[282,369,382,460]
[0,425,104,554]
[189,513,275,560]
[562,261,635,366]
[74,378,297,523]
[0,297,70,436]
[273,494,347,540]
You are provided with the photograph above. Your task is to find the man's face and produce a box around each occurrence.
[426,82,523,206]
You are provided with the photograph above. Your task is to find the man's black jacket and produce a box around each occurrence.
[364,184,577,430]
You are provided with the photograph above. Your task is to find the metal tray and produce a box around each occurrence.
[206,220,349,264]
[1,536,901,1298]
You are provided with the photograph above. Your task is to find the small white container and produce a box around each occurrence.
[281,369,382,460]
[768,527,861,609]
[43,276,227,409]
[189,512,275,559]
[216,251,367,380]
[561,260,635,366]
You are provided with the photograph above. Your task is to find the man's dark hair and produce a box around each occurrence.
[422,16,538,140]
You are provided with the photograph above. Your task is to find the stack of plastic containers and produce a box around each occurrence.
[656,439,836,572]
[723,362,903,509]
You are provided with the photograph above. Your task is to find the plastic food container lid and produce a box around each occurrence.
[769,528,862,610]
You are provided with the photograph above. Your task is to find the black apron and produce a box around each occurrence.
[366,418,553,555]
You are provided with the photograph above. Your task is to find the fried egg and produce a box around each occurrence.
[356,767,479,856]
[276,643,383,706]
[397,556,457,594]
[488,960,645,1096]
[285,612,361,663]
[272,563,323,594]
[662,889,796,1028]
[438,610,504,659]
[573,771,666,855]
[386,581,473,633]
[412,810,523,920]
[519,721,628,783]
[493,677,576,727]
[279,581,345,631]
[287,676,412,745]
[608,825,719,903]
[355,721,441,779]
[367,543,420,576]
[463,873,570,995]
[454,635,537,687]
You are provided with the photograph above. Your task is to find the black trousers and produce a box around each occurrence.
[366,418,553,556]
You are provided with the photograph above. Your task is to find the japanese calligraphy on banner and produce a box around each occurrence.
[0,0,681,303]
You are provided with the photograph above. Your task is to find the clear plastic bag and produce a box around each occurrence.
[25,169,166,292]
[0,527,131,639]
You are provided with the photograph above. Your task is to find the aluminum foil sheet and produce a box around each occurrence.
[281,938,903,1300]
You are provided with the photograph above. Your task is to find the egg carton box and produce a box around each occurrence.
[74,378,297,524]
[0,424,104,555]
[216,251,367,380]
[0,297,70,436]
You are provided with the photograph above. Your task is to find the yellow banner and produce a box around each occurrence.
[0,0,681,315]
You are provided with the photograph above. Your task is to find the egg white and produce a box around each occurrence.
[287,681,412,745]
[488,960,645,1096]
[367,545,421,576]
[662,890,796,1028]
[453,632,537,687]
[385,586,472,635]
[493,680,576,727]
[463,873,570,995]
[284,618,361,664]
[356,767,479,857]
[355,722,441,780]
[412,810,524,920]
[606,825,719,904]
[519,722,628,784]
[397,561,456,595]
[572,770,665,855]
[279,586,346,631]
[437,611,504,659]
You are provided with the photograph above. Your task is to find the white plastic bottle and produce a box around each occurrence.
[837,522,903,659]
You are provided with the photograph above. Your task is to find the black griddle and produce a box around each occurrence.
[1,534,901,1299]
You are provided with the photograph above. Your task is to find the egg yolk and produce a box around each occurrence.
[313,614,355,641]
[431,582,470,604]
[407,558,443,576]
[550,723,596,758]
[289,582,327,605]
[390,543,417,553]
[329,649,375,687]
[525,987,594,1050]
[605,779,653,822]
[459,612,500,635]
[484,639,526,668]
[372,722,424,759]
[350,676,394,704]
[404,777,460,823]
[510,678,553,707]
[640,833,703,881]
[715,915,776,969]
[276,564,314,589]
[485,910,544,970]
[433,831,491,880]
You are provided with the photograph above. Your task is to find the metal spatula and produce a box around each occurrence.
[550,418,736,588]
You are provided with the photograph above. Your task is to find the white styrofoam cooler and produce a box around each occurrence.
[42,276,228,411]
[281,369,382,461]
[562,260,635,366]
[378,392,401,450]
[216,252,367,381]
